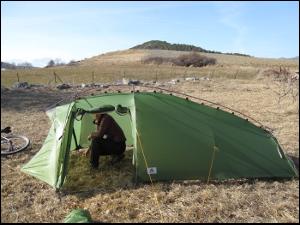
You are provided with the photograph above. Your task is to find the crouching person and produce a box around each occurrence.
[88,113,126,169]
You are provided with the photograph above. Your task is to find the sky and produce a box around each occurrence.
[1,1,299,67]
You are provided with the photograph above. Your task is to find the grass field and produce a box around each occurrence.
[1,49,298,87]
[1,75,298,222]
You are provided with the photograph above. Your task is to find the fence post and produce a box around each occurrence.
[53,71,64,84]
[16,72,20,82]
[170,67,173,77]
[54,72,57,84]
[234,70,239,79]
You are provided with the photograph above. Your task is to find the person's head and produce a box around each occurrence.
[93,113,106,125]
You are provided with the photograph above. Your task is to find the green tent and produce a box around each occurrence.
[63,209,92,223]
[21,92,298,189]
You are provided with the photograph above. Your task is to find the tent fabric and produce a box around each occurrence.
[21,103,75,188]
[63,209,92,223]
[134,93,297,182]
[21,92,298,189]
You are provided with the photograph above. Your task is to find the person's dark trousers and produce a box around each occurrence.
[90,137,126,168]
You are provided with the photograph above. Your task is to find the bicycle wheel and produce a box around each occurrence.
[1,134,30,155]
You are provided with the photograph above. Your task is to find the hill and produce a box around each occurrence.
[1,62,17,70]
[80,49,297,68]
[1,61,34,70]
[1,48,298,87]
[279,56,299,61]
[131,40,251,57]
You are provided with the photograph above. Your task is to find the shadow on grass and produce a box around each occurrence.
[1,89,74,112]
[287,154,299,172]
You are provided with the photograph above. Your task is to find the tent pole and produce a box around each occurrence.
[72,128,81,150]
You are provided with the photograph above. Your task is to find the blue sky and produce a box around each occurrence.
[1,1,299,67]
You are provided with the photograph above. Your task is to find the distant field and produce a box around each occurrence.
[1,49,298,87]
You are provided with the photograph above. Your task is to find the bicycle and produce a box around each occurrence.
[1,126,30,155]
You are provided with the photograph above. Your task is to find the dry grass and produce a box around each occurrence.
[62,149,135,192]
[1,77,299,223]
[1,49,298,87]
[86,49,299,67]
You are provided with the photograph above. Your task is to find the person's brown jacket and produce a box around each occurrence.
[95,114,126,142]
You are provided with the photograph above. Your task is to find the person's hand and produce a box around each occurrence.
[88,132,98,141]
[85,147,91,157]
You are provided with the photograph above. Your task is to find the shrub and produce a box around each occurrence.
[142,53,216,67]
[172,53,216,67]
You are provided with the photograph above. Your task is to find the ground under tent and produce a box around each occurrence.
[21,92,298,189]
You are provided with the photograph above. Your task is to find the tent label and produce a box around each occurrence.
[147,167,157,175]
